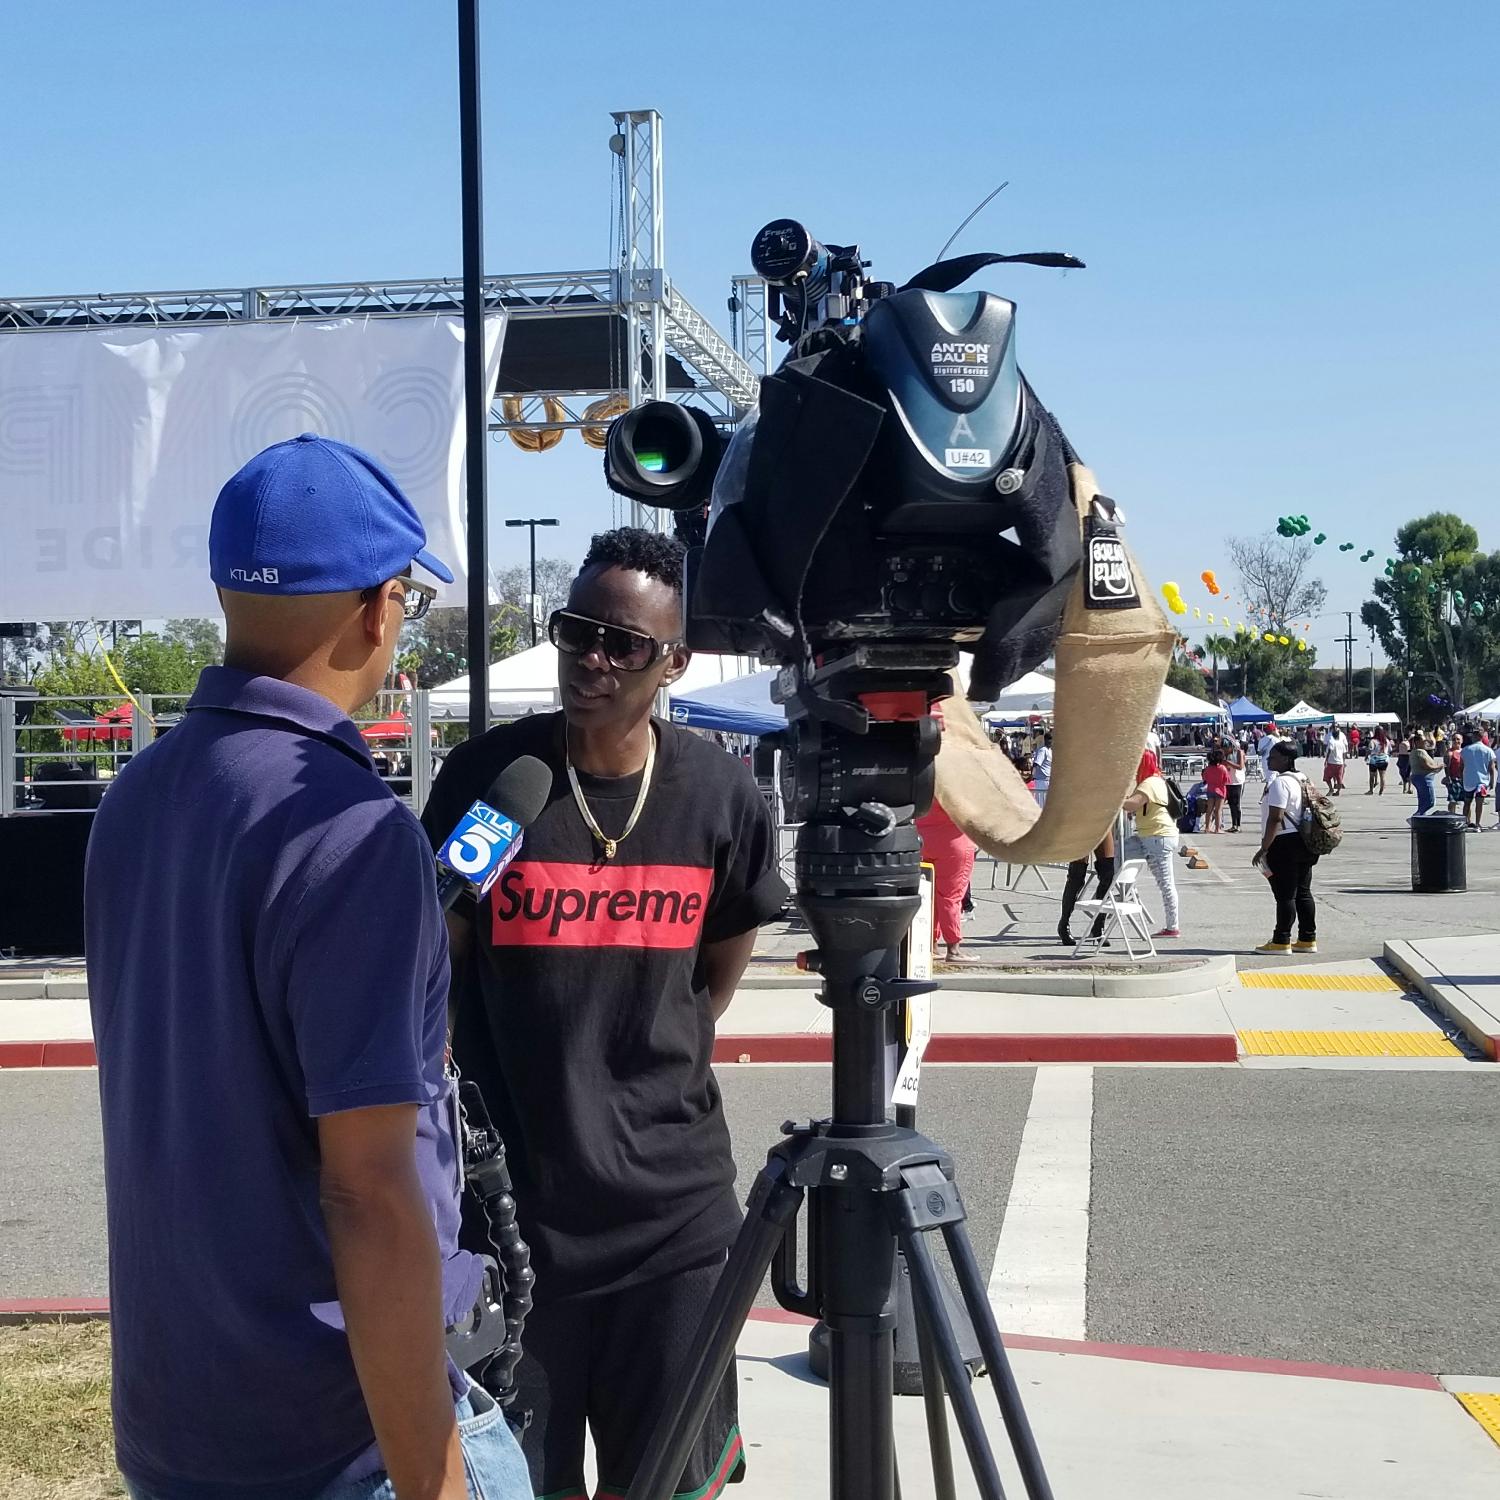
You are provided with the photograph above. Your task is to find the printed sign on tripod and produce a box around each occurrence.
[891,863,934,1108]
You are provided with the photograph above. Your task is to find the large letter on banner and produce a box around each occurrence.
[0,314,505,620]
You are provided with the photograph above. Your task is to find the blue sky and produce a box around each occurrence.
[5,0,1497,666]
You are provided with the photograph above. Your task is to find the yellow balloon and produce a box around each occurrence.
[1296,640,1307,652]
[1263,632,1275,642]
[1193,607,1201,618]
[1278,635,1289,645]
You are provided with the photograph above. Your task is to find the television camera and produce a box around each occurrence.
[606,223,1099,1500]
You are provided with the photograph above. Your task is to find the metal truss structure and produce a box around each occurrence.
[0,109,764,443]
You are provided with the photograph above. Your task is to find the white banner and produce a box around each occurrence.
[0,314,504,620]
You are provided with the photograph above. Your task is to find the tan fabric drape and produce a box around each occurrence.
[933,464,1177,864]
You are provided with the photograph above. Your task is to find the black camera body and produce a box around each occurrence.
[604,222,1086,704]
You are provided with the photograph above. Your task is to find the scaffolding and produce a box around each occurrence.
[0,110,764,459]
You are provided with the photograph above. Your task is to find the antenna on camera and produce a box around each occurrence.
[934,179,1009,262]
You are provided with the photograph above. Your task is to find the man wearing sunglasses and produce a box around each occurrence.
[422,527,787,1500]
[86,435,529,1500]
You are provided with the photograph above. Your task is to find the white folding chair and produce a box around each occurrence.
[1071,858,1157,960]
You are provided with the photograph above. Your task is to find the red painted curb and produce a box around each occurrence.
[714,1033,1239,1065]
[2,1036,1238,1069]
[742,1311,1442,1390]
[0,1296,109,1325]
[0,1040,97,1069]
[993,1332,1443,1390]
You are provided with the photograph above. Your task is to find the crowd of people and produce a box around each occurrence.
[915,707,1500,964]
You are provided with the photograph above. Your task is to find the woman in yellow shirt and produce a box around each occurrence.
[1121,749,1181,938]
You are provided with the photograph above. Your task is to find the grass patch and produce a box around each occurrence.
[0,1321,123,1499]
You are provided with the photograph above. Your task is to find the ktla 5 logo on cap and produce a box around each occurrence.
[229,567,279,585]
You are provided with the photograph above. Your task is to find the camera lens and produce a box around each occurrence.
[751,219,817,284]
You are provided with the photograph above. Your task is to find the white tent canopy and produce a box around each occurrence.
[1154,682,1227,722]
[1337,711,1400,727]
[1275,700,1334,726]
[1463,694,1500,717]
[977,669,1055,716]
[428,644,760,721]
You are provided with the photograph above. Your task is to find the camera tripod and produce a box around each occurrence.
[626,652,1053,1500]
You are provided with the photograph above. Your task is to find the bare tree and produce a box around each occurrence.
[1225,534,1328,626]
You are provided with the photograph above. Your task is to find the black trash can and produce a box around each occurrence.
[1410,812,1467,892]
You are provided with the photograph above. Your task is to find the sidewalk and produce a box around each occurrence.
[4,950,1492,1068]
[733,1313,1500,1499]
[1385,935,1500,1060]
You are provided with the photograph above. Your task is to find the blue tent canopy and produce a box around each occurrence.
[669,669,783,735]
[1227,695,1272,722]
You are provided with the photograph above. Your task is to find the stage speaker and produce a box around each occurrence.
[0,810,92,955]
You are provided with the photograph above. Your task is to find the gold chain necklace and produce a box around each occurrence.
[565,724,656,861]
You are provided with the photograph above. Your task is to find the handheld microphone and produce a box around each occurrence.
[436,755,553,912]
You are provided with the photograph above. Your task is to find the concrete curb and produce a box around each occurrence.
[2,958,1237,1004]
[2,1298,1456,1392]
[714,1032,1239,1065]
[1384,940,1500,1061]
[0,1297,109,1325]
[0,975,87,1000]
[743,954,1236,999]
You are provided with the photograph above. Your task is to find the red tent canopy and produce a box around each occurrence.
[59,701,134,744]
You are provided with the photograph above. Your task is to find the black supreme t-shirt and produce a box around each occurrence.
[421,713,787,1303]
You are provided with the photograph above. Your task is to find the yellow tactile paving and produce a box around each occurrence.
[1237,1030,1461,1057]
[1237,972,1407,992]
[1455,1392,1500,1447]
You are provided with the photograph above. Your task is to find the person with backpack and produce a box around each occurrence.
[1122,750,1182,939]
[1253,739,1323,954]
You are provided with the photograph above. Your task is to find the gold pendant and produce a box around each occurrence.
[602,838,617,860]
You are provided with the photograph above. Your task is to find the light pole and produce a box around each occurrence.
[458,0,489,736]
[505,518,559,645]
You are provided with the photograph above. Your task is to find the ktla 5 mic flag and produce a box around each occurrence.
[0,314,505,620]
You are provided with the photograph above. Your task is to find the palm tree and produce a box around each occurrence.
[1202,633,1237,701]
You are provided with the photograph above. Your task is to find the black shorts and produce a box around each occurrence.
[512,1256,745,1500]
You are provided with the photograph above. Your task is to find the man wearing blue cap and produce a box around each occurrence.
[85,435,529,1500]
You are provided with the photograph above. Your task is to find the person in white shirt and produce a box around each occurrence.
[1323,727,1348,796]
[1031,731,1053,808]
[1144,726,1161,756]
[1255,726,1275,781]
[1253,740,1317,954]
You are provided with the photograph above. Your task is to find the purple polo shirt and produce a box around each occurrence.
[85,667,482,1500]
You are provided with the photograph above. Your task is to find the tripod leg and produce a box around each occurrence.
[942,1220,1055,1500]
[625,1161,803,1500]
[898,1224,1009,1500]
[913,1283,959,1500]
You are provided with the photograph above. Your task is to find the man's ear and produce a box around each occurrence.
[660,646,692,687]
[363,584,399,646]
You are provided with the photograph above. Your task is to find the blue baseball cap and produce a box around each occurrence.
[209,433,454,595]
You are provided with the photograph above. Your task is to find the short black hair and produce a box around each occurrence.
[579,526,685,594]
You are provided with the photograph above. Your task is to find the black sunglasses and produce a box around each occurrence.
[548,609,681,673]
[362,574,436,622]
